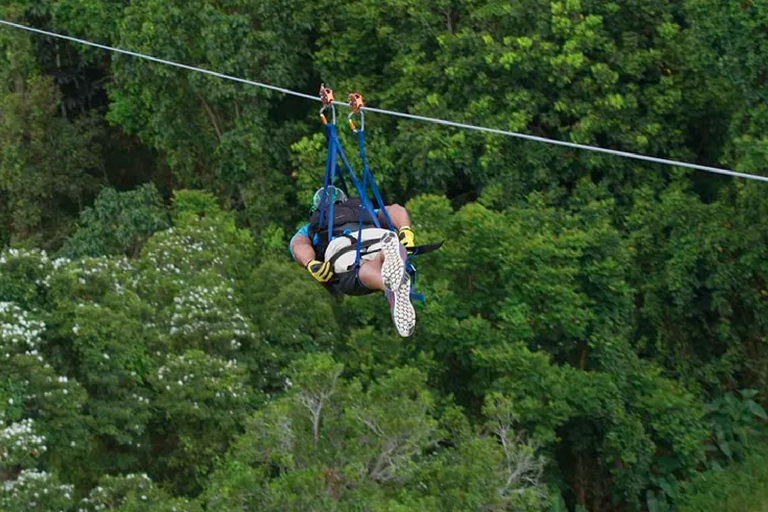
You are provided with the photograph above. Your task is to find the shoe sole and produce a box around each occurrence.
[387,274,416,337]
[381,231,406,291]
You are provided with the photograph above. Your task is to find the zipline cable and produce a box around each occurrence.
[0,19,319,101]
[361,106,768,183]
[2,18,767,184]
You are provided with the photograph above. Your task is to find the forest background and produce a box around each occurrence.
[2,0,768,511]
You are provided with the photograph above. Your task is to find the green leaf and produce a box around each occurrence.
[719,441,733,459]
[658,477,678,499]
[647,490,660,512]
[747,401,768,420]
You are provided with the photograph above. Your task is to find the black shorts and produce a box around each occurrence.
[327,271,376,297]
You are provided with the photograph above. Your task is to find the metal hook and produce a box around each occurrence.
[348,109,364,132]
[320,104,336,125]
[347,92,365,132]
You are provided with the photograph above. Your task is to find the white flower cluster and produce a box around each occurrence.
[130,392,151,407]
[167,285,254,351]
[156,354,246,404]
[143,224,230,278]
[2,469,49,491]
[36,373,80,403]
[0,302,45,354]
[77,473,153,512]
[0,469,74,510]
[0,419,47,465]
[0,248,69,288]
[69,256,135,295]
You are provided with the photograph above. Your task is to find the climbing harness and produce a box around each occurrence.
[315,85,441,301]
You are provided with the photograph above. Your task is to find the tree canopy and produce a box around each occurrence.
[1,1,768,511]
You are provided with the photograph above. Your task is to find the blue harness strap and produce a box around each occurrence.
[351,155,370,274]
[327,130,339,242]
[354,129,425,302]
[318,124,336,233]
[407,261,425,302]
[330,129,380,226]
[356,130,393,230]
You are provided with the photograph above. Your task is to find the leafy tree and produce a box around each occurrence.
[79,473,200,512]
[106,0,315,231]
[0,29,103,247]
[206,353,549,511]
[2,1,768,510]
[61,184,170,258]
[0,470,75,512]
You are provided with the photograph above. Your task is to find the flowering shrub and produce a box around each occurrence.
[0,418,46,469]
[3,353,89,472]
[77,473,200,512]
[0,248,66,308]
[166,284,256,357]
[136,212,254,305]
[0,301,45,355]
[64,256,137,298]
[149,350,255,492]
[0,470,74,512]
[151,350,253,422]
[0,201,292,497]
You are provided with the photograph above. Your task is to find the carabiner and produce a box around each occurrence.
[347,92,364,132]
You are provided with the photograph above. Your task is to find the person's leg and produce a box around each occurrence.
[352,233,415,337]
[329,270,377,296]
[357,253,385,291]
[357,252,415,337]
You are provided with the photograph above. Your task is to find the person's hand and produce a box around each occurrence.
[398,226,415,252]
[306,260,333,283]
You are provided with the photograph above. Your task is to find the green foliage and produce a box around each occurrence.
[0,470,75,512]
[0,417,46,470]
[0,201,278,497]
[677,438,768,512]
[148,351,255,493]
[205,352,547,511]
[3,0,768,510]
[0,248,62,310]
[171,189,225,221]
[61,184,170,259]
[0,25,104,248]
[80,473,201,512]
[103,0,313,231]
[704,389,767,465]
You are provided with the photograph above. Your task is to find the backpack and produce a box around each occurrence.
[308,197,378,260]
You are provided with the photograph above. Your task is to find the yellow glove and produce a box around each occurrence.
[306,260,333,283]
[398,226,415,252]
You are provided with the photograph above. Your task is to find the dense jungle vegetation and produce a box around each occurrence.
[2,0,768,511]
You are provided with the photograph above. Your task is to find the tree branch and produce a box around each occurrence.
[198,93,223,141]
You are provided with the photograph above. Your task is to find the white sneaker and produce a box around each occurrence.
[380,231,407,291]
[385,273,416,337]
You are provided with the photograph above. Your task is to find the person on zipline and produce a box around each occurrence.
[289,186,417,337]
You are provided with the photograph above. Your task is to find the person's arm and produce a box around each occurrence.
[290,235,317,267]
[378,203,411,229]
[380,204,415,250]
[290,226,333,283]
[289,224,315,266]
